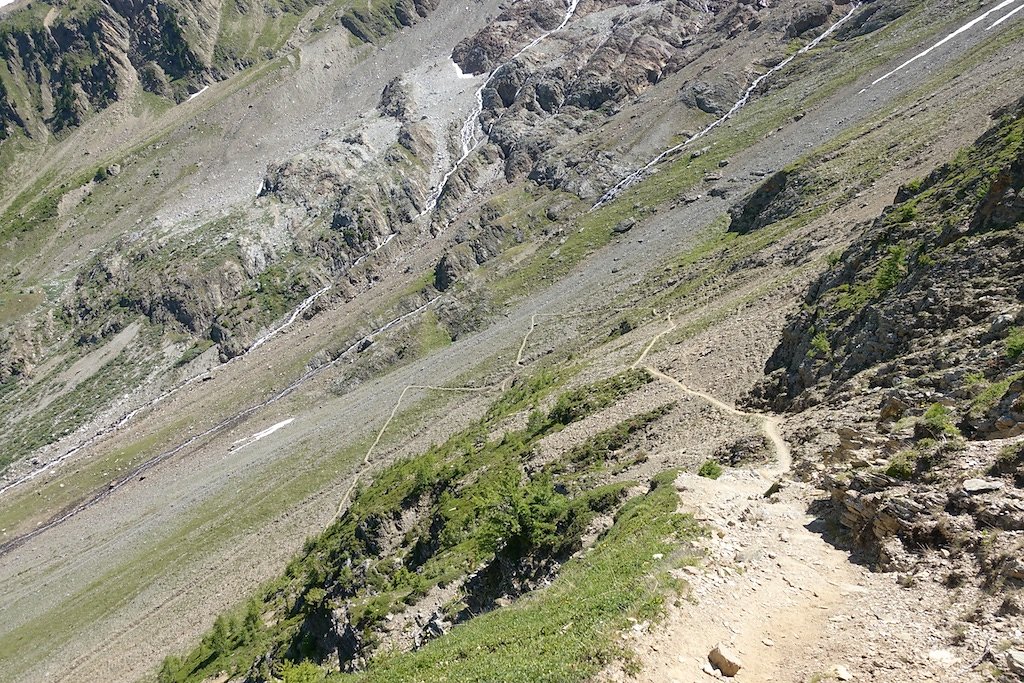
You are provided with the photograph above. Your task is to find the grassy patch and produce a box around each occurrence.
[968,372,1024,421]
[175,338,214,366]
[697,460,722,480]
[336,472,699,683]
[920,403,959,440]
[157,369,664,682]
[1005,326,1024,360]
[547,404,674,485]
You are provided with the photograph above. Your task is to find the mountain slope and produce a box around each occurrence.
[1,0,1024,682]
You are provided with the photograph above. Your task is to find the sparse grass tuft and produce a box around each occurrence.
[697,460,723,480]
[1005,326,1024,360]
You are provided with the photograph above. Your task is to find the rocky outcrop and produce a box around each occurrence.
[782,0,833,38]
[261,77,434,279]
[828,464,1024,581]
[451,0,566,75]
[0,0,327,140]
[0,0,213,137]
[749,97,1024,415]
[727,169,803,235]
[432,205,512,291]
[836,0,912,39]
[443,0,721,194]
[338,0,439,44]
[63,230,310,359]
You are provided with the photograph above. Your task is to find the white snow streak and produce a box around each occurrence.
[988,1,1024,29]
[230,418,295,451]
[861,0,1023,92]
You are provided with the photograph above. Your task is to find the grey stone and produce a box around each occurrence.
[962,478,1004,494]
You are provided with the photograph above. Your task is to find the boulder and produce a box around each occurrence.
[613,218,636,234]
[708,643,743,677]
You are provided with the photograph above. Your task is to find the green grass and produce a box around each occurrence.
[412,309,452,354]
[175,338,214,366]
[968,372,1024,421]
[697,460,722,480]
[0,287,43,324]
[548,404,674,479]
[992,442,1023,475]
[334,472,700,683]
[157,368,665,682]
[1005,327,1024,360]
[214,0,309,68]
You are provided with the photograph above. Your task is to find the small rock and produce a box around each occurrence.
[709,643,743,677]
[762,638,775,647]
[613,218,636,234]
[835,664,853,680]
[963,478,1004,494]
[702,662,722,678]
[927,649,957,665]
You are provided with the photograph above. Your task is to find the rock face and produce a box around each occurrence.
[448,0,723,196]
[0,0,437,140]
[0,0,213,137]
[261,75,434,280]
[748,95,1024,423]
[783,0,833,38]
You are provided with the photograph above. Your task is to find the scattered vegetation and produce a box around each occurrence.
[920,403,960,440]
[547,369,652,426]
[697,460,723,480]
[1005,326,1024,360]
[156,369,685,682]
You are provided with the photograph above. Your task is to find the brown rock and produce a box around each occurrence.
[709,643,743,677]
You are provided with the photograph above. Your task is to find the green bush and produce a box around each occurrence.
[809,331,831,358]
[698,460,723,480]
[281,661,326,683]
[874,245,908,292]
